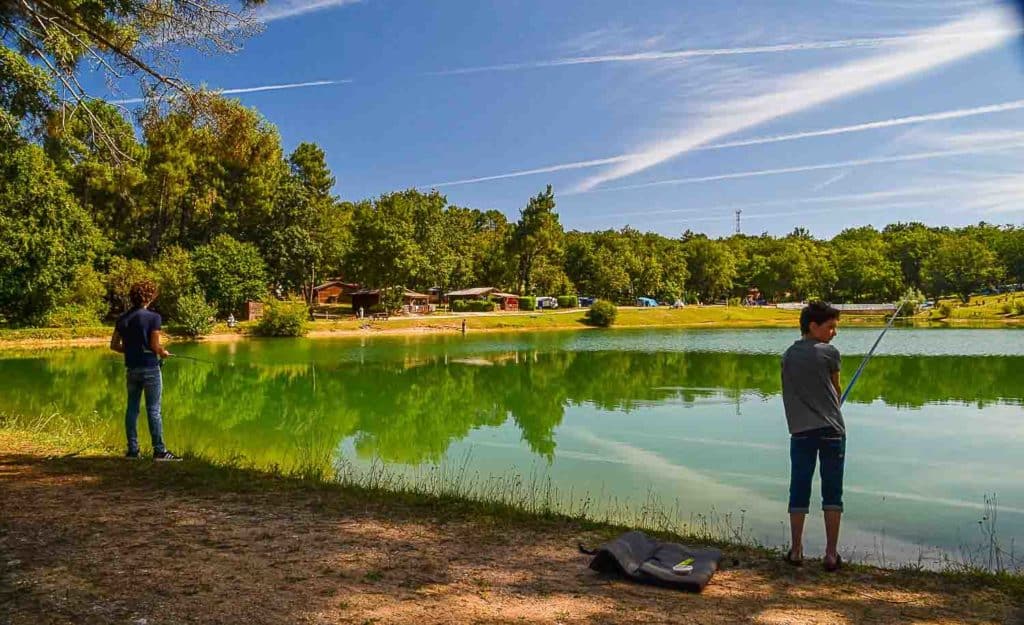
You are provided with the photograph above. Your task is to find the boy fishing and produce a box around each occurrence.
[782,301,843,571]
[109,280,181,461]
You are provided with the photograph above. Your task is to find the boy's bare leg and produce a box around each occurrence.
[824,510,842,560]
[789,512,806,558]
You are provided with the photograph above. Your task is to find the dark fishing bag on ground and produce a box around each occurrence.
[581,530,722,593]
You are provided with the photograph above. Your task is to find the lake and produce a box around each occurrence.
[1,328,1021,569]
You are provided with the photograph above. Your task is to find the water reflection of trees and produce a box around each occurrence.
[1,350,1020,469]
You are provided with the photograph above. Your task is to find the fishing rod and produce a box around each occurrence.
[168,353,219,366]
[839,302,904,405]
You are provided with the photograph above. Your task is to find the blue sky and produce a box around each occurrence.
[109,0,1024,237]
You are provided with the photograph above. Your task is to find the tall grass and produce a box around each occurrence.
[0,410,117,454]
[2,411,1021,580]
[329,452,758,548]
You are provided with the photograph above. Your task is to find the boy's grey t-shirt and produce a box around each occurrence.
[781,338,844,434]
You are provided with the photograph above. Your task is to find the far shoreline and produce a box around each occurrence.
[1,305,1020,351]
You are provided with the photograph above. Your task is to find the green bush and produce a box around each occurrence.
[152,246,198,321]
[105,256,155,315]
[193,235,268,317]
[175,293,216,338]
[256,298,310,337]
[0,144,105,326]
[898,288,926,316]
[585,300,618,327]
[937,302,954,319]
[557,295,578,309]
[727,297,741,307]
[46,265,106,326]
[520,296,536,311]
[452,299,495,312]
[1002,302,1014,315]
[1016,300,1024,316]
[43,304,103,328]
[381,286,405,312]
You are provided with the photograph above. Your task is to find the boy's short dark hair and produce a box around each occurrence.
[800,301,840,334]
[129,280,159,308]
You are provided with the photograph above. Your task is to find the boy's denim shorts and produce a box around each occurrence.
[788,427,845,513]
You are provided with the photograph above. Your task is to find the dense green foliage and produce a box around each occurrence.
[192,235,268,316]
[897,288,927,316]
[557,296,578,309]
[520,297,537,311]
[0,144,104,325]
[256,299,310,337]
[922,235,1004,303]
[452,299,496,313]
[151,246,200,321]
[585,300,618,327]
[174,293,216,338]
[509,185,567,295]
[43,304,104,328]
[44,265,107,327]
[1,74,1022,328]
[105,257,154,315]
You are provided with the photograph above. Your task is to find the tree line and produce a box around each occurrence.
[2,94,1024,327]
[4,0,1023,326]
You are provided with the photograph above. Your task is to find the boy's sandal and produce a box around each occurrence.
[783,549,803,566]
[824,554,842,572]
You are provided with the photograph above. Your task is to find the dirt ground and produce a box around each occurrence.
[1,436,1020,625]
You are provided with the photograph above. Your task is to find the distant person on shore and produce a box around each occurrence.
[781,301,843,571]
[109,280,180,461]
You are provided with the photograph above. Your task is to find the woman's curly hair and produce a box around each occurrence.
[129,280,159,308]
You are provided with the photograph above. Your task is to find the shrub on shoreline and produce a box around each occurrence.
[585,300,617,327]
[257,298,310,337]
[175,293,216,338]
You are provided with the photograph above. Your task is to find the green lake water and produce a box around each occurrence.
[1,328,1021,568]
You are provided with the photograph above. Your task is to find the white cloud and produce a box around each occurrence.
[428,27,1014,76]
[573,6,1018,192]
[258,0,362,23]
[943,175,1024,213]
[835,0,989,10]
[427,97,1024,188]
[663,200,935,225]
[697,99,1024,150]
[580,184,971,221]
[567,141,1024,195]
[575,177,1024,230]
[109,79,352,105]
[425,156,631,188]
[810,170,852,192]
[911,128,1024,150]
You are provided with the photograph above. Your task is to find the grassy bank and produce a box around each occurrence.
[0,306,836,351]
[931,292,1024,323]
[3,298,1022,352]
[1,426,1020,625]
[310,306,809,332]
